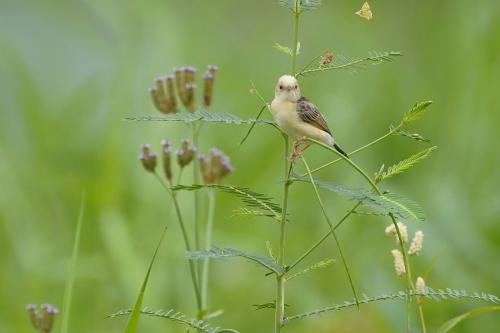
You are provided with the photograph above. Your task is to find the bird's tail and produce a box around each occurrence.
[333,143,349,159]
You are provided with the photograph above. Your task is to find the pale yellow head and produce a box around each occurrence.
[274,75,301,102]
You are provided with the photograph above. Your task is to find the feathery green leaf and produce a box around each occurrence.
[391,127,430,142]
[284,288,500,323]
[278,0,321,13]
[124,110,274,126]
[296,51,402,76]
[375,146,437,182]
[438,306,500,333]
[287,258,335,280]
[253,302,291,310]
[293,175,426,222]
[186,246,285,275]
[124,227,167,333]
[172,184,283,221]
[109,308,239,333]
[401,101,433,126]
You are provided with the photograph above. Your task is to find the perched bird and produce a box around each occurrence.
[270,74,348,159]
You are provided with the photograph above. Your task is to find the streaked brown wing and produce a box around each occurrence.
[297,96,331,134]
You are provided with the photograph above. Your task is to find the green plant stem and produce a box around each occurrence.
[276,135,292,333]
[301,157,360,308]
[61,192,85,333]
[201,189,216,312]
[192,122,202,271]
[154,173,202,313]
[298,139,419,328]
[291,1,300,74]
[288,202,360,272]
[303,126,398,176]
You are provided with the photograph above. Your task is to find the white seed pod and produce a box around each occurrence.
[416,276,426,294]
[391,249,406,276]
[385,222,408,243]
[408,231,424,256]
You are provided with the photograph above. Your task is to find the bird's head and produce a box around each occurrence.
[274,75,301,102]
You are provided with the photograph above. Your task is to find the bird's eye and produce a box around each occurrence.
[279,85,283,90]
[294,85,297,89]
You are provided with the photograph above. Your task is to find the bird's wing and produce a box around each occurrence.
[296,96,331,134]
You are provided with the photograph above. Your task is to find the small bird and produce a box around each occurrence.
[270,74,348,159]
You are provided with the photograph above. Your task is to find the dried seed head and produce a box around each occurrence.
[26,304,40,329]
[185,82,196,112]
[416,276,426,294]
[149,87,164,113]
[177,139,197,167]
[208,64,218,75]
[139,144,157,173]
[199,148,233,184]
[174,67,187,105]
[408,231,424,256]
[161,139,173,180]
[320,52,334,65]
[184,66,196,84]
[203,71,215,107]
[391,249,406,276]
[165,74,177,112]
[40,304,58,332]
[384,222,408,243]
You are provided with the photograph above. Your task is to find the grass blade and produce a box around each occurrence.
[124,227,167,333]
[60,192,85,333]
[437,306,500,333]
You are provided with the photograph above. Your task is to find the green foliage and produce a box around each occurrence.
[438,306,500,333]
[278,0,322,13]
[375,146,437,182]
[253,302,291,310]
[401,101,433,126]
[273,42,300,56]
[286,258,335,281]
[109,308,239,333]
[60,194,85,333]
[293,175,426,222]
[186,246,285,275]
[124,227,167,333]
[172,184,283,221]
[124,110,274,126]
[296,51,402,76]
[284,288,500,323]
[391,127,430,142]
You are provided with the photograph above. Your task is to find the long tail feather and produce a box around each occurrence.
[333,143,349,158]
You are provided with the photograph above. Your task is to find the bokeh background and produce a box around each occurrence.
[1,0,499,332]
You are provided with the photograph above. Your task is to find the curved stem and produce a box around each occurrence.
[301,157,359,308]
[154,174,202,313]
[275,136,292,333]
[304,127,397,176]
[304,138,380,193]
[201,189,216,312]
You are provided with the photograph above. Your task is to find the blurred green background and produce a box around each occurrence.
[1,0,499,332]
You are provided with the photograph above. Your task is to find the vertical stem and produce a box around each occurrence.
[154,174,202,313]
[192,123,202,286]
[276,136,291,333]
[291,5,300,74]
[201,189,216,312]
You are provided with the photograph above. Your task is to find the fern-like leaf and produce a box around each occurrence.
[172,184,283,221]
[375,146,437,182]
[296,51,402,76]
[108,308,239,333]
[400,101,433,126]
[186,246,285,275]
[278,0,321,13]
[438,306,500,333]
[391,127,430,142]
[293,175,426,222]
[287,258,335,281]
[124,110,275,126]
[284,288,500,323]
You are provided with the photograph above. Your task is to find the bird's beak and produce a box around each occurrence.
[285,86,292,92]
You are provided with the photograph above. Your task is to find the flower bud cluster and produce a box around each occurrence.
[177,139,197,168]
[26,303,58,333]
[149,64,218,114]
[198,148,233,184]
[139,144,157,173]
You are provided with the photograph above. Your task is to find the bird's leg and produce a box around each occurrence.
[289,137,311,162]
